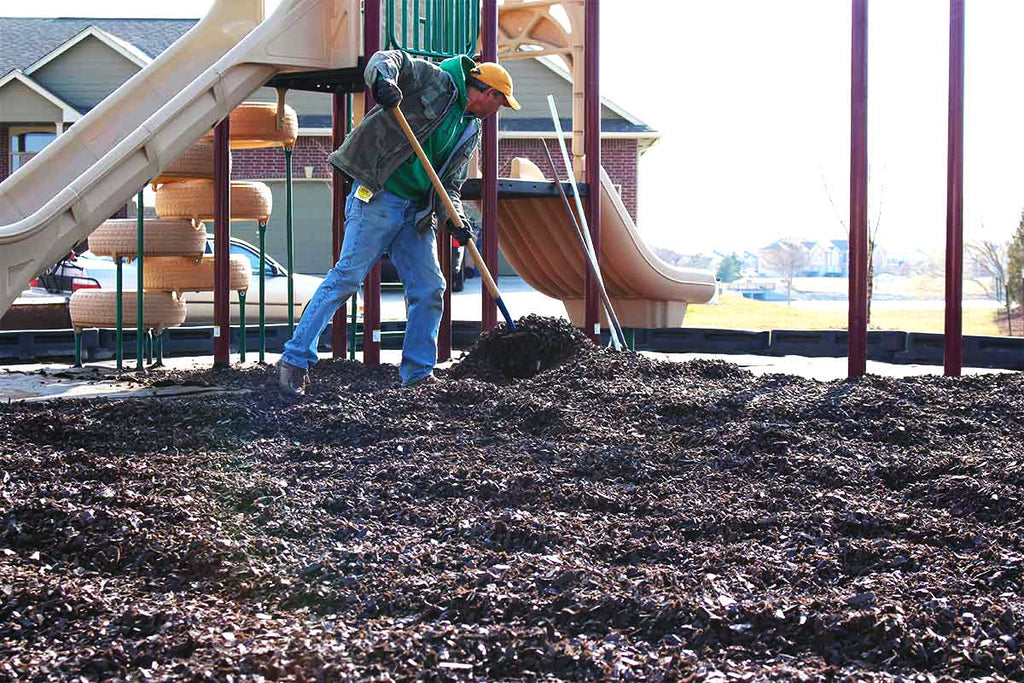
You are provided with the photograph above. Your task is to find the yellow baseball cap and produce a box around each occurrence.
[471,62,521,110]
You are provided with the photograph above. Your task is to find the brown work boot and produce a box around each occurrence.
[400,373,439,388]
[277,360,307,397]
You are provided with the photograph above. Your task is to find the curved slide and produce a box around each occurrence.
[0,0,361,316]
[495,159,717,328]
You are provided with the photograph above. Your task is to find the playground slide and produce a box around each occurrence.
[495,159,717,328]
[0,0,360,316]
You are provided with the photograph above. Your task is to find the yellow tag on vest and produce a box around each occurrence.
[355,185,374,203]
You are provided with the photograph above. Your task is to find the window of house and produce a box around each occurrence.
[10,130,56,172]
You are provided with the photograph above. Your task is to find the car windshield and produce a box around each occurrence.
[231,243,275,276]
[205,238,277,276]
[78,251,114,263]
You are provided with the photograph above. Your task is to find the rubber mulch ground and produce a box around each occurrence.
[1,316,1022,681]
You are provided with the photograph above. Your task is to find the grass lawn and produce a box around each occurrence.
[685,292,1006,336]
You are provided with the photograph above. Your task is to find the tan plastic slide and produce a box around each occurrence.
[0,0,361,316]
[495,159,717,328]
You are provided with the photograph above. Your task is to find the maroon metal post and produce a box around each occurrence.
[438,225,452,361]
[848,0,869,377]
[213,118,231,367]
[943,0,965,376]
[583,0,601,344]
[331,92,348,357]
[363,0,382,366]
[481,0,499,332]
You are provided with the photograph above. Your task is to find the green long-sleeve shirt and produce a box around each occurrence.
[384,55,476,201]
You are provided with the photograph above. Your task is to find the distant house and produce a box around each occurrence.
[825,239,849,276]
[801,240,828,276]
[739,250,760,275]
[758,239,850,277]
[651,247,713,270]
[757,239,806,277]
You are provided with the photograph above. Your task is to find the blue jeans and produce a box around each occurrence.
[281,187,445,385]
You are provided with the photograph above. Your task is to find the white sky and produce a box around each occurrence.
[6,1,1024,258]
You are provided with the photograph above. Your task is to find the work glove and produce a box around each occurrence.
[373,75,402,109]
[449,217,475,247]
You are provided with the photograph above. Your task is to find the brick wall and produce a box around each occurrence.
[231,135,336,181]
[498,138,639,222]
[0,124,9,182]
[231,134,641,221]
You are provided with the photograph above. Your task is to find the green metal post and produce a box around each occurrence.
[349,291,357,360]
[425,0,432,52]
[136,190,144,370]
[625,328,636,352]
[115,257,123,372]
[285,147,295,336]
[437,0,443,52]
[74,331,82,368]
[258,220,267,363]
[145,330,153,364]
[239,289,247,362]
[449,0,455,54]
[414,0,421,50]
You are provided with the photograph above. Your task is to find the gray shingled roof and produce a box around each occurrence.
[0,18,198,77]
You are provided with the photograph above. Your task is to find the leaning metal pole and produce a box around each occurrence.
[848,0,869,378]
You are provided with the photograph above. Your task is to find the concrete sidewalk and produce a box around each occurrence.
[1,346,1011,403]
[0,276,1014,402]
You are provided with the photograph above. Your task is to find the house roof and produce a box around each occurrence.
[0,69,82,121]
[0,17,196,77]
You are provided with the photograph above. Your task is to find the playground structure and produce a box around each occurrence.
[0,0,973,377]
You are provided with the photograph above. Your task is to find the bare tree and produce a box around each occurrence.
[822,170,885,324]
[760,239,809,304]
[966,236,1012,335]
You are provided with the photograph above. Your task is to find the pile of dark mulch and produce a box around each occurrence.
[2,317,1023,681]
[452,314,596,381]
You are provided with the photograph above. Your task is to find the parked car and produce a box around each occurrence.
[68,237,328,325]
[182,236,328,325]
[380,239,466,292]
[26,251,101,295]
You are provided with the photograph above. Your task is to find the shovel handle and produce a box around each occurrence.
[390,107,515,329]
